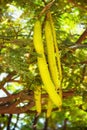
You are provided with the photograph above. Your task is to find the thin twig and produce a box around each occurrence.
[32,113,39,130]
[7,114,12,130]
[69,44,87,49]
[62,118,68,130]
[76,28,87,44]
[1,87,10,96]
[68,28,87,50]
[39,0,55,17]
[43,118,48,130]
[12,114,19,130]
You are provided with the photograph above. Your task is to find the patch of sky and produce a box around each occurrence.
[7,4,23,20]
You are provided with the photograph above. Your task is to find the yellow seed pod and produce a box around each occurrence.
[45,20,60,90]
[47,11,62,82]
[46,98,53,118]
[33,20,44,54]
[34,86,41,114]
[33,20,62,107]
[46,11,62,99]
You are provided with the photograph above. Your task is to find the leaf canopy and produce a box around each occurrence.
[0,0,87,129]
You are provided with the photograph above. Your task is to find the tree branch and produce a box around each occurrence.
[32,113,39,130]
[12,114,19,130]
[62,118,68,130]
[68,28,87,50]
[39,0,55,17]
[76,28,87,44]
[7,114,12,130]
[43,118,48,130]
[67,0,87,11]
[0,89,75,114]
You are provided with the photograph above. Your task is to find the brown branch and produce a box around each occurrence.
[0,71,16,89]
[1,87,10,96]
[0,90,26,103]
[80,61,87,64]
[13,114,19,130]
[76,28,87,44]
[0,89,75,114]
[68,29,87,50]
[43,118,48,130]
[39,0,55,17]
[67,0,87,11]
[69,44,87,50]
[62,118,68,130]
[0,89,74,104]
[32,113,39,130]
[0,101,35,114]
[62,89,75,98]
[7,114,12,130]
[0,91,33,111]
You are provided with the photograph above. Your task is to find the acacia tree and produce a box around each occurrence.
[0,0,87,130]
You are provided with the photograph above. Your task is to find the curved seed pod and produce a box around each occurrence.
[47,12,62,99]
[46,98,53,118]
[45,20,60,90]
[45,19,62,113]
[47,11,62,82]
[33,20,44,54]
[33,20,62,107]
